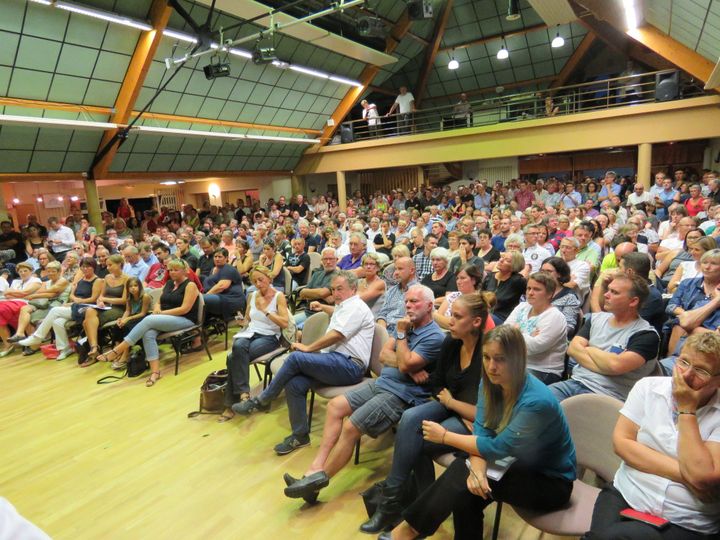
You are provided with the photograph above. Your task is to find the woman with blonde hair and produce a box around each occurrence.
[667,236,717,293]
[218,265,289,422]
[356,253,386,315]
[381,326,576,540]
[483,251,527,325]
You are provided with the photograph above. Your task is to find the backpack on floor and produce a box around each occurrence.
[187,369,228,417]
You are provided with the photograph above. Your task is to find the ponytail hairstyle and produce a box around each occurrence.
[481,325,527,433]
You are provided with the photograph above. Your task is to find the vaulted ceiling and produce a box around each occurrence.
[0,0,717,177]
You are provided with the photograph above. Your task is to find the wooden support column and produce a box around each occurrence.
[336,171,347,212]
[0,184,11,223]
[415,0,454,106]
[84,178,104,234]
[291,174,304,199]
[637,143,652,189]
[416,167,424,190]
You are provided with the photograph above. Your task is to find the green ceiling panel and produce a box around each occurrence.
[264,87,289,108]
[244,156,262,170]
[155,137,184,154]
[65,13,109,49]
[286,110,307,126]
[8,68,52,100]
[109,153,128,172]
[124,153,153,172]
[0,31,19,65]
[35,127,73,151]
[143,62,167,89]
[197,97,226,118]
[258,67,283,86]
[236,61,265,83]
[197,138,224,154]
[207,76,236,100]
[68,131,103,152]
[178,138,204,153]
[148,154,175,172]
[0,0,25,33]
[257,156,276,170]
[513,65,536,82]
[211,155,232,170]
[47,74,90,103]
[0,66,11,95]
[237,141,256,156]
[175,94,205,116]
[148,91,182,114]
[296,93,317,111]
[61,151,94,172]
[229,80,255,103]
[102,23,141,55]
[228,156,247,170]
[16,35,61,72]
[308,96,330,114]
[83,79,121,107]
[216,101,242,121]
[170,155,195,171]
[275,70,300,90]
[0,150,32,173]
[93,51,131,82]
[237,104,261,123]
[29,150,65,173]
[270,109,292,126]
[247,83,273,106]
[289,75,312,93]
[56,43,98,78]
[120,0,153,20]
[163,68,192,93]
[533,61,556,78]
[185,69,214,96]
[190,155,213,171]
[0,125,37,150]
[253,108,277,124]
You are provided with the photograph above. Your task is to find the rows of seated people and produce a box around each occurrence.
[0,168,718,538]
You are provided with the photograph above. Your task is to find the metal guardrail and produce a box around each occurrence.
[336,70,707,144]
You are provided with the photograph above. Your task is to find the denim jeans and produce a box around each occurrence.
[385,400,470,492]
[203,293,245,320]
[548,378,594,402]
[123,314,195,361]
[224,333,280,405]
[258,350,366,438]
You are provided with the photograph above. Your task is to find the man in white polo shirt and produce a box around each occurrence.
[387,86,415,135]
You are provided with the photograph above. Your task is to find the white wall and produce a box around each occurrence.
[461,157,519,184]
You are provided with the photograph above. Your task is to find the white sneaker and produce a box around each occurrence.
[18,335,42,347]
[56,348,74,361]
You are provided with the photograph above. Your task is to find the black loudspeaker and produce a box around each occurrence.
[407,0,433,20]
[655,71,679,101]
[340,122,354,144]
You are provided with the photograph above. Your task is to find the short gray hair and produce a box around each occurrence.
[333,270,358,290]
[429,247,451,263]
[407,283,435,303]
[321,247,337,258]
[504,234,525,250]
[349,232,367,245]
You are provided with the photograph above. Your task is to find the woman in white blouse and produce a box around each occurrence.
[0,262,42,356]
[505,271,568,384]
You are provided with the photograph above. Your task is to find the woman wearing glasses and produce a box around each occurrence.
[584,333,720,539]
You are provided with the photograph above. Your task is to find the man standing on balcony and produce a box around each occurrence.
[361,99,381,138]
[452,93,472,128]
[387,86,415,135]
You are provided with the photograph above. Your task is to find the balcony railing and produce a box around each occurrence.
[335,70,706,144]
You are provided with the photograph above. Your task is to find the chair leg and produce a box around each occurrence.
[353,439,361,465]
[202,331,212,362]
[253,364,262,382]
[224,326,228,351]
[491,501,503,540]
[173,340,180,376]
[307,390,315,432]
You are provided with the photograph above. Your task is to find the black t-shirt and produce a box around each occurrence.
[405,198,422,211]
[277,203,289,215]
[483,272,526,320]
[373,232,396,257]
[460,194,474,204]
[0,231,27,263]
[180,252,198,271]
[421,270,457,298]
[291,203,309,217]
[297,233,318,252]
[287,251,310,284]
[427,335,483,405]
[197,254,214,281]
[479,247,501,263]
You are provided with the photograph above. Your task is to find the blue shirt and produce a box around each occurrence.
[123,259,149,282]
[491,234,507,252]
[474,192,491,211]
[667,277,720,331]
[338,252,364,271]
[375,320,446,405]
[599,182,621,199]
[473,375,577,482]
[376,279,418,335]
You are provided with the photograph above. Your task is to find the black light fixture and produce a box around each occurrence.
[252,33,278,65]
[203,53,230,79]
[357,16,386,37]
[506,0,521,21]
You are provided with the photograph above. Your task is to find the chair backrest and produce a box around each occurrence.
[282,267,293,298]
[302,312,330,344]
[147,287,163,306]
[308,251,322,275]
[195,293,206,326]
[368,323,389,376]
[561,394,623,482]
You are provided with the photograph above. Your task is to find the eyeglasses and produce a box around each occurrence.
[677,357,715,380]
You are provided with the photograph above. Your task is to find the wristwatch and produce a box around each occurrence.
[396,332,406,340]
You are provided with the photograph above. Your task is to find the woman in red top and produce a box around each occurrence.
[683,183,705,217]
[116,198,134,220]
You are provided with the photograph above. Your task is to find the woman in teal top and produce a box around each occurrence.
[381,326,576,540]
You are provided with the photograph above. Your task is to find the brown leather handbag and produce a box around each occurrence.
[187,369,228,417]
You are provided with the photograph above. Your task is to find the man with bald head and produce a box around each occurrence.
[599,240,637,273]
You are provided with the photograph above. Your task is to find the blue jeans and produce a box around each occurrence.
[224,333,280,405]
[124,314,195,361]
[258,350,365,438]
[548,378,594,402]
[203,293,245,320]
[385,400,470,492]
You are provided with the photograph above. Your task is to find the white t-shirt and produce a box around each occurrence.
[614,377,720,533]
[394,92,415,114]
[505,303,567,375]
[567,258,592,297]
[627,192,652,206]
[524,245,552,273]
[362,104,380,126]
[659,237,683,251]
[325,294,376,367]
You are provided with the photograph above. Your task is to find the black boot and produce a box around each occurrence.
[360,485,404,534]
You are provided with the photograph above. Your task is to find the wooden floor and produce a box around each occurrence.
[0,338,573,540]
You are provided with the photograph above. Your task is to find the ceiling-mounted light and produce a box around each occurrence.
[622,0,638,30]
[36,197,43,203]
[12,198,20,205]
[551,28,565,48]
[448,58,459,70]
[0,114,118,131]
[28,0,53,5]
[497,39,509,60]
[506,0,521,21]
[70,196,79,202]
[55,1,153,31]
[131,125,321,144]
[163,29,198,44]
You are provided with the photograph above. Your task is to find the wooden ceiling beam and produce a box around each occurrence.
[91,0,173,180]
[316,10,413,146]
[551,31,597,88]
[0,170,287,182]
[438,23,548,53]
[415,0,454,106]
